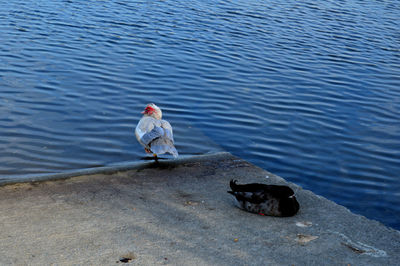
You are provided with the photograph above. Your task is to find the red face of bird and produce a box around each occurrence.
[142,105,155,115]
[142,103,162,119]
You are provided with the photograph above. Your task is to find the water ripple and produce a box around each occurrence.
[1,0,400,229]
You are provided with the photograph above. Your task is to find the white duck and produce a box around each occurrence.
[135,103,178,159]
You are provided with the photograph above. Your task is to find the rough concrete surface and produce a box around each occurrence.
[0,153,399,265]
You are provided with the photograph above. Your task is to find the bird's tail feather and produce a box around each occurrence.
[151,144,178,158]
[169,146,178,158]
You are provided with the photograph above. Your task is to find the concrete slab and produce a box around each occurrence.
[0,153,399,265]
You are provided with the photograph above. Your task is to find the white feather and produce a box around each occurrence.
[135,104,178,157]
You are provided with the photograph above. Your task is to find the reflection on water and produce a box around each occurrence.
[0,0,399,229]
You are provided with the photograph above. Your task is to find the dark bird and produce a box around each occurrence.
[228,179,299,217]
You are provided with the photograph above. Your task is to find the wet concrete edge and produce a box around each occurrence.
[0,152,231,187]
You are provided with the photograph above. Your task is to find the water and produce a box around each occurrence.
[1,0,399,229]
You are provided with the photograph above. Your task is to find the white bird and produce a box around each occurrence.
[135,103,178,159]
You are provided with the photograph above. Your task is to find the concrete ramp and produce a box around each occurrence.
[0,153,399,265]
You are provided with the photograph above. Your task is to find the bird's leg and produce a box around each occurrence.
[153,153,158,162]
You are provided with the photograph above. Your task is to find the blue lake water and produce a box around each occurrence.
[1,0,399,229]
